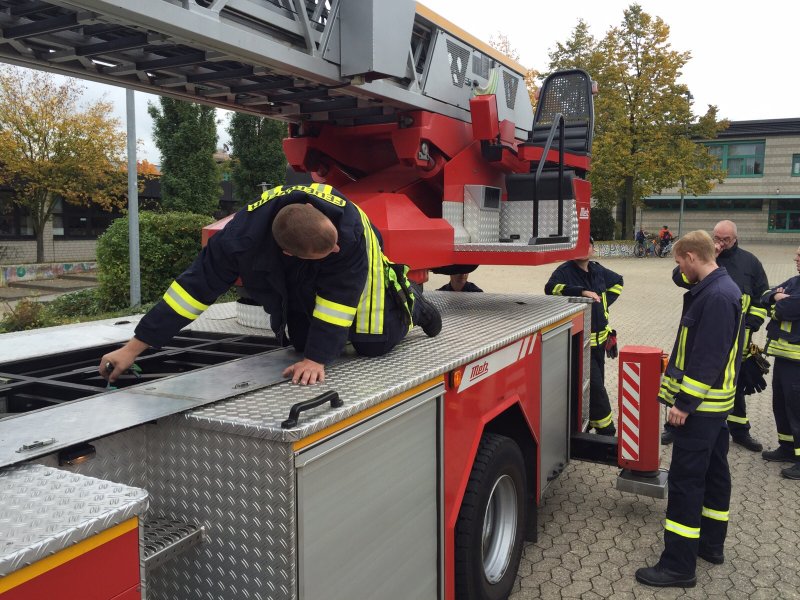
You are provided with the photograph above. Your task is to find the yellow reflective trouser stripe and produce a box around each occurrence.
[163,281,208,321]
[749,306,767,319]
[701,507,729,522]
[353,205,384,334]
[742,329,753,357]
[665,519,700,539]
[765,338,800,360]
[589,413,613,429]
[607,284,623,295]
[778,433,794,442]
[780,320,793,333]
[552,283,565,295]
[727,414,748,425]
[313,295,357,328]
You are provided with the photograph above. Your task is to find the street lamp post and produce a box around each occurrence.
[676,91,693,238]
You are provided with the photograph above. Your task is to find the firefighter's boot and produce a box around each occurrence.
[410,283,442,337]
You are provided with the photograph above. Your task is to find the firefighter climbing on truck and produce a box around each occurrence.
[99,184,442,386]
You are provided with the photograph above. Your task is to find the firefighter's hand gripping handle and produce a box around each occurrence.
[281,390,343,429]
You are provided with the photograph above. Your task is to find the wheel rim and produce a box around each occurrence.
[481,474,518,584]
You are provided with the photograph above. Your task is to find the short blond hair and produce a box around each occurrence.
[272,203,336,256]
[673,230,715,262]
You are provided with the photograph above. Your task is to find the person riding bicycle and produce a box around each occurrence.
[659,225,674,246]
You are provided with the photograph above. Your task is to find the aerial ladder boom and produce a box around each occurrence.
[0,0,593,274]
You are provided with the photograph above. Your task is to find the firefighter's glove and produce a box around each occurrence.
[605,330,618,359]
[739,344,770,395]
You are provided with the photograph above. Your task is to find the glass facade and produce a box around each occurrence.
[768,199,800,232]
[706,141,765,177]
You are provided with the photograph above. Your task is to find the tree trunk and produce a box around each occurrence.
[622,176,635,240]
[35,226,45,263]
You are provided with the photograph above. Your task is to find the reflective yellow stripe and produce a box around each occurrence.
[313,295,357,328]
[589,413,613,429]
[163,281,208,321]
[665,519,700,539]
[778,433,794,442]
[765,338,800,360]
[607,284,623,295]
[701,506,729,522]
[552,283,565,295]
[723,300,747,390]
[749,306,767,319]
[727,414,748,425]
[696,398,734,413]
[590,329,610,347]
[795,448,800,457]
[680,375,711,399]
[353,205,385,335]
[681,272,691,284]
[780,320,793,333]
[676,326,688,370]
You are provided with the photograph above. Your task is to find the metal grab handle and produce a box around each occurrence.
[281,391,343,429]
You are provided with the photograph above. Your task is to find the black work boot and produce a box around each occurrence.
[781,463,800,480]
[635,565,696,588]
[661,426,675,445]
[698,546,725,565]
[731,432,763,452]
[410,283,442,337]
[595,425,616,437]
[762,447,798,463]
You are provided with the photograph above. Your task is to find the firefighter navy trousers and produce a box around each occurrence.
[772,357,800,459]
[589,346,614,431]
[659,415,731,575]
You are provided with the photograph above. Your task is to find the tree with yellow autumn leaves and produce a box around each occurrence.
[0,67,129,262]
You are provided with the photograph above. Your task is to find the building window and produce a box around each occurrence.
[792,154,800,176]
[706,141,765,178]
[643,197,763,211]
[769,199,800,232]
[52,198,120,239]
[0,192,35,239]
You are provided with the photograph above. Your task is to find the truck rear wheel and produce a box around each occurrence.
[455,433,527,600]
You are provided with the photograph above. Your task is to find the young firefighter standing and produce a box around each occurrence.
[760,245,800,479]
[99,184,441,386]
[545,238,623,435]
[636,231,746,588]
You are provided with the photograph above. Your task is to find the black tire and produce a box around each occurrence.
[633,244,644,258]
[455,433,527,600]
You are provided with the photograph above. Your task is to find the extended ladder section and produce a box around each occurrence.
[0,0,533,136]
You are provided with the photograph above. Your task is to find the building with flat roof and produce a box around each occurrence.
[640,118,800,243]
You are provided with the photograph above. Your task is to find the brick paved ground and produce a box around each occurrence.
[430,243,800,600]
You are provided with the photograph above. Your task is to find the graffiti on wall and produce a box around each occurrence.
[0,262,97,287]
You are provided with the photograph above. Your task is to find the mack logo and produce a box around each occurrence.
[469,362,489,381]
[579,207,590,220]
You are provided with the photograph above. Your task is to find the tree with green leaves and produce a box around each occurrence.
[548,5,728,238]
[227,113,287,204]
[0,67,128,262]
[148,97,220,215]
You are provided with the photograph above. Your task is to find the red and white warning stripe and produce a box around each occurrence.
[620,361,641,461]
[457,334,537,393]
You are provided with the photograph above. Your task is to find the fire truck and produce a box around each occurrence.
[0,1,666,599]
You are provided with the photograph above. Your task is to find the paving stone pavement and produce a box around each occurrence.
[430,243,800,600]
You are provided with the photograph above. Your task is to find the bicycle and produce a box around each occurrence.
[656,240,674,258]
[634,239,657,258]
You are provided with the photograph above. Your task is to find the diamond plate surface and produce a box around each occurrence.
[186,293,586,442]
[187,302,270,335]
[0,463,148,576]
[500,199,576,241]
[464,190,500,243]
[442,201,470,243]
[144,418,295,600]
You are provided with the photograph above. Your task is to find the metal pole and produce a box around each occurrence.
[126,88,141,308]
[678,176,685,238]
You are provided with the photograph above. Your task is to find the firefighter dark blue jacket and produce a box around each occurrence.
[134,184,405,365]
[761,274,800,362]
[659,268,746,417]
[544,260,623,346]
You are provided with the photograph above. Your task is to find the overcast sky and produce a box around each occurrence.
[64,0,800,163]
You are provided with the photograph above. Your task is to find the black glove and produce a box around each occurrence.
[739,344,770,395]
[605,329,618,359]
